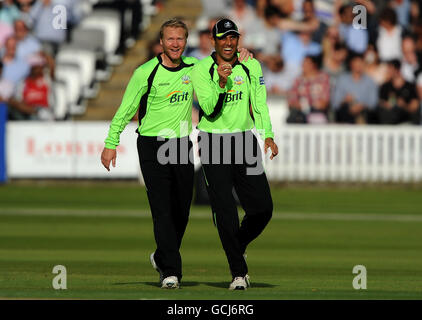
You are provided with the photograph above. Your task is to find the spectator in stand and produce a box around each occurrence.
[287,54,330,124]
[376,7,403,62]
[400,34,421,83]
[1,36,30,86]
[322,26,348,81]
[243,5,282,57]
[338,4,368,54]
[28,0,84,55]
[409,0,421,35]
[332,52,378,124]
[278,0,327,43]
[0,21,14,48]
[199,0,230,19]
[263,54,295,96]
[189,29,212,61]
[378,59,420,124]
[7,52,55,120]
[312,0,338,26]
[363,44,389,85]
[228,0,258,46]
[281,29,322,80]
[0,61,15,102]
[390,0,411,28]
[16,0,34,14]
[324,41,348,101]
[13,19,42,60]
[0,0,21,25]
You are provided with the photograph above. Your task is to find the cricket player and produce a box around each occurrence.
[191,18,279,290]
[101,19,252,289]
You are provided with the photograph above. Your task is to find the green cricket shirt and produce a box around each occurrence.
[191,52,274,139]
[104,55,198,149]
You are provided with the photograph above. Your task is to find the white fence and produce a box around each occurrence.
[265,125,422,182]
[5,121,422,182]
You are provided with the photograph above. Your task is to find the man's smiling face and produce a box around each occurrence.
[214,33,239,62]
[160,27,187,62]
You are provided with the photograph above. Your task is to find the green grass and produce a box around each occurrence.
[0,183,422,299]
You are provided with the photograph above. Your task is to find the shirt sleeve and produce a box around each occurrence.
[191,62,230,118]
[249,60,274,140]
[104,67,146,149]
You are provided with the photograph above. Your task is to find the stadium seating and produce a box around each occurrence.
[52,80,69,120]
[46,0,155,120]
[80,10,122,65]
[70,27,112,82]
[54,63,86,116]
[56,45,99,99]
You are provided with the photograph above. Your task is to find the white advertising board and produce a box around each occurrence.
[6,121,140,178]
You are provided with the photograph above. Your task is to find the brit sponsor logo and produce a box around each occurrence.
[225,90,243,103]
[168,91,189,103]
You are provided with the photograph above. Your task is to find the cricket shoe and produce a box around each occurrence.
[229,276,249,290]
[161,276,179,289]
[150,252,164,283]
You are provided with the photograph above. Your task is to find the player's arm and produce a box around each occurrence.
[249,60,278,159]
[191,62,232,118]
[101,67,146,171]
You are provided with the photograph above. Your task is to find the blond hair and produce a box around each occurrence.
[159,18,189,39]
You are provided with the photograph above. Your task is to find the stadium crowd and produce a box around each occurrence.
[183,0,422,125]
[0,0,148,120]
[2,0,422,126]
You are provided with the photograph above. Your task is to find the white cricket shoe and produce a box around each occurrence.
[229,276,249,290]
[150,252,164,283]
[161,276,179,289]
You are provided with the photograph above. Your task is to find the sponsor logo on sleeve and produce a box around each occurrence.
[259,76,265,85]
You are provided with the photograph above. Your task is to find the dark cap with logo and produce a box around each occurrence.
[212,18,240,39]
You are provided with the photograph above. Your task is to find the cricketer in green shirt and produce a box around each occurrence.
[191,52,274,141]
[104,54,198,150]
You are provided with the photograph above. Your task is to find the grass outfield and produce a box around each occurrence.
[0,183,422,299]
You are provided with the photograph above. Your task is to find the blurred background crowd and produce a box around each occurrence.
[1,0,422,126]
[0,0,156,121]
[178,0,422,125]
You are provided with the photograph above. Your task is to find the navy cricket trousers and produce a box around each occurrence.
[198,131,273,278]
[137,135,194,281]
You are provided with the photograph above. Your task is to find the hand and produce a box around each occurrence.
[264,138,278,160]
[101,148,116,171]
[217,63,232,88]
[238,47,253,62]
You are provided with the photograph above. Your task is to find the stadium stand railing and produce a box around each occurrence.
[265,125,422,183]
